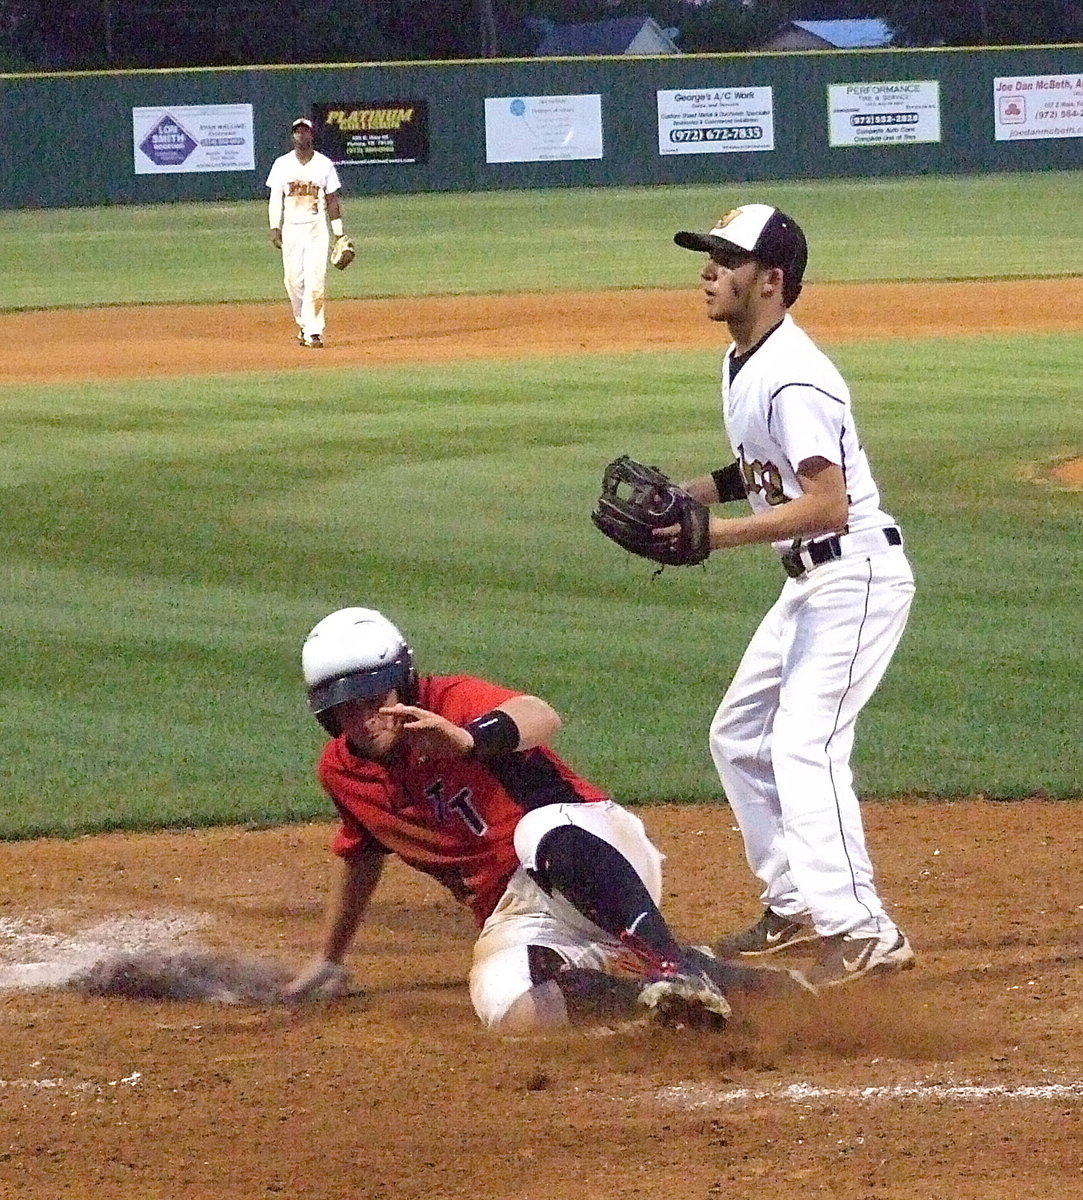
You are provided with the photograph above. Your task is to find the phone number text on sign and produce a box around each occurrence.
[669,126,764,144]
[852,112,919,127]
[657,87,775,155]
[828,81,941,147]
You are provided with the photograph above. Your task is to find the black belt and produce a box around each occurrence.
[781,526,902,579]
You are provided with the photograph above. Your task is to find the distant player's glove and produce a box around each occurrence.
[591,455,711,567]
[330,234,356,270]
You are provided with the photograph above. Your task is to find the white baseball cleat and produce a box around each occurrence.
[805,930,915,988]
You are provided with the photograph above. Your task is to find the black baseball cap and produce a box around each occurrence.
[675,204,808,303]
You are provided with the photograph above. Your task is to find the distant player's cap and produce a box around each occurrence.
[674,204,808,302]
[291,117,314,129]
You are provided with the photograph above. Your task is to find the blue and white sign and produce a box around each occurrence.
[138,114,199,166]
[133,104,255,174]
[484,95,603,163]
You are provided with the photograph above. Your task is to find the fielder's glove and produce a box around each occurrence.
[591,455,711,567]
[330,234,356,270]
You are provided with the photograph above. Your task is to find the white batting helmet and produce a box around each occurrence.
[302,607,418,733]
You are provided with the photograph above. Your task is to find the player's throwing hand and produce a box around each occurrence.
[379,703,476,759]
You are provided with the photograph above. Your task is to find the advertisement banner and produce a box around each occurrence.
[132,104,254,174]
[656,87,775,155]
[313,101,429,164]
[994,74,1083,140]
[484,95,603,163]
[828,81,941,147]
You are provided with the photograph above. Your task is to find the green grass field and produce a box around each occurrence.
[3,171,1083,310]
[1,174,1080,838]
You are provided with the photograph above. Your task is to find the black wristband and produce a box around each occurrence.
[711,461,746,503]
[465,709,520,759]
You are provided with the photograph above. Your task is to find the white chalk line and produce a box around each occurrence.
[0,1072,142,1097]
[652,1079,1083,1109]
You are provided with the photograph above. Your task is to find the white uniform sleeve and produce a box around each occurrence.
[265,160,283,229]
[325,161,343,197]
[770,384,848,471]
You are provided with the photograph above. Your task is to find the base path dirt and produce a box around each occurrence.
[1051,457,1083,489]
[1,802,1082,1200]
[3,276,1083,383]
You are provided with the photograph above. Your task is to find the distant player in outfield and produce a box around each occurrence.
[284,607,809,1030]
[670,203,916,988]
[265,117,346,349]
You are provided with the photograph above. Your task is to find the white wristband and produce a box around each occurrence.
[330,218,344,237]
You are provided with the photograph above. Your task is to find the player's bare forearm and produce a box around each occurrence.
[284,850,383,1004]
[708,497,846,549]
[709,464,849,550]
[322,850,384,961]
[381,694,561,758]
[678,473,721,505]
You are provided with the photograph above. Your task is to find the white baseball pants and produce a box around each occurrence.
[468,801,665,1028]
[710,546,915,939]
[281,220,329,338]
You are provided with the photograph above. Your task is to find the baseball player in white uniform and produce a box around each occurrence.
[670,204,916,988]
[265,117,345,349]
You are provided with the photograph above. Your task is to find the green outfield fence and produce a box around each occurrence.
[1,44,1082,209]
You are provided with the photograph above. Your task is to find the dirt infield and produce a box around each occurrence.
[3,276,1083,383]
[1,281,1080,1199]
[2,803,1082,1200]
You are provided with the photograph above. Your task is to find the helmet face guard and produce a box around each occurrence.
[307,648,418,734]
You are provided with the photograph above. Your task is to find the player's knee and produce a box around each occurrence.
[470,944,572,1030]
[528,823,607,895]
[489,981,569,1032]
[491,969,644,1031]
[513,804,578,872]
[710,704,746,767]
[770,710,831,764]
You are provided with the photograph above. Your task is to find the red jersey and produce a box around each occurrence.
[317,675,609,926]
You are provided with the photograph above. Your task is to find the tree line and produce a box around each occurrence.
[2,1,1080,71]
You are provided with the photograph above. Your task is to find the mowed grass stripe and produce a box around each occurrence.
[2,333,1080,837]
[2,171,1082,311]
